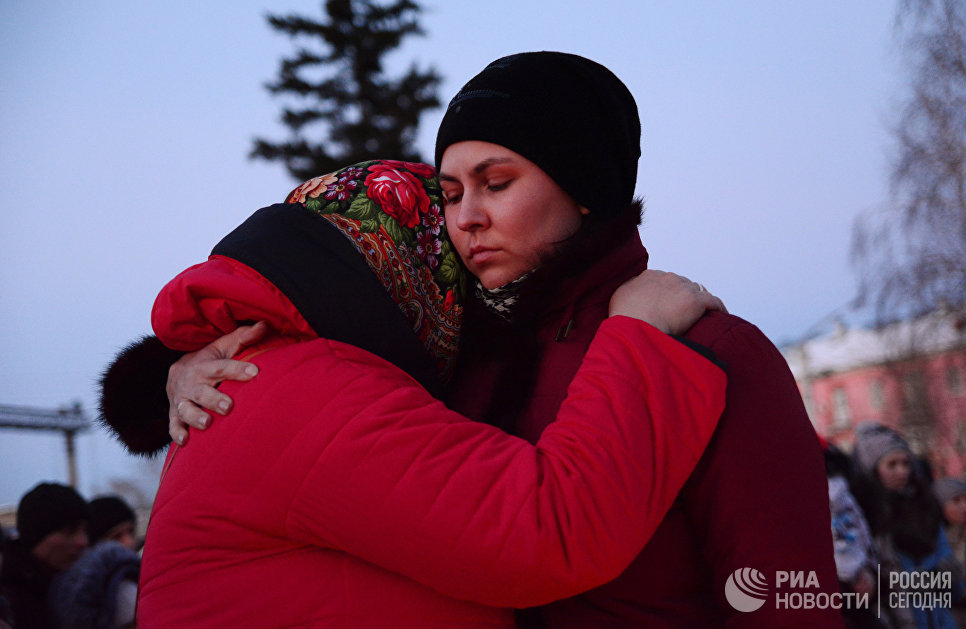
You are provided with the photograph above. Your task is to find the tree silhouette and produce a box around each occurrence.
[251,0,441,181]
[849,0,966,473]
[851,0,966,324]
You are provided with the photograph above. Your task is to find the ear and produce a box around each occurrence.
[579,206,590,216]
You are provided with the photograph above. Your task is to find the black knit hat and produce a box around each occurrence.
[435,51,641,217]
[88,496,136,544]
[16,482,89,550]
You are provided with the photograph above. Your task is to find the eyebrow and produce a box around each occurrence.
[438,156,516,182]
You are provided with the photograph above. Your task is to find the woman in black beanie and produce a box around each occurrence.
[425,52,843,628]
[123,52,841,627]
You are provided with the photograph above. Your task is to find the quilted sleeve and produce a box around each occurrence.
[283,316,725,607]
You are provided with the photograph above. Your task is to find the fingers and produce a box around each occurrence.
[692,283,728,314]
[708,294,729,314]
[166,353,258,417]
[671,275,725,312]
[164,326,266,445]
[183,384,228,422]
[172,356,259,393]
[209,321,269,359]
[205,357,260,385]
[169,398,212,445]
[609,269,729,335]
[168,409,191,446]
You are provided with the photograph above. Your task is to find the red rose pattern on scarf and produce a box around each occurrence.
[284,160,465,381]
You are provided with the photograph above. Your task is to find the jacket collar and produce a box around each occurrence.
[546,227,648,317]
[516,222,649,343]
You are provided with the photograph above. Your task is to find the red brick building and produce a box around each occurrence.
[782,309,966,475]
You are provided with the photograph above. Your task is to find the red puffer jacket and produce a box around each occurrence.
[447,230,846,628]
[137,255,725,628]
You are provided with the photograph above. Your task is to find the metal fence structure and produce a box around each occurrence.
[0,402,90,487]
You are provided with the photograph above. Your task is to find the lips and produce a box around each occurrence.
[468,246,498,265]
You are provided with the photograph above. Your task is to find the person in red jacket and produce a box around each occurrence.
[115,159,726,627]
[119,53,844,626]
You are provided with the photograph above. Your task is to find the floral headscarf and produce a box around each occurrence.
[284,160,466,381]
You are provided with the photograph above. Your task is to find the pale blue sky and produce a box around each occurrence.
[0,1,900,507]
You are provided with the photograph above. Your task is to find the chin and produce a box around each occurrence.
[478,269,521,290]
[478,277,502,291]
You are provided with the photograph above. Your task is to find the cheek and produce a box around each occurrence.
[946,504,966,523]
[533,196,583,241]
[444,204,461,230]
[877,466,895,485]
[895,464,911,482]
[446,224,471,260]
[523,214,581,262]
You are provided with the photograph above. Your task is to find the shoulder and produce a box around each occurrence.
[828,475,847,502]
[275,338,427,390]
[51,542,140,595]
[49,542,140,628]
[0,540,41,584]
[683,311,795,381]
[684,311,774,357]
[228,338,436,418]
[681,310,817,445]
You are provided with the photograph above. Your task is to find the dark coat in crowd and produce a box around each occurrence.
[0,538,56,629]
[48,541,140,629]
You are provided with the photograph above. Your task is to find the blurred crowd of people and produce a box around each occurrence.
[827,421,966,629]
[0,483,140,629]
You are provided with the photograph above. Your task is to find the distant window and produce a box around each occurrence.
[832,387,851,429]
[904,371,926,404]
[869,380,885,411]
[949,366,964,396]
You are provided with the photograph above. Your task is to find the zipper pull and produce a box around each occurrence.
[555,319,574,342]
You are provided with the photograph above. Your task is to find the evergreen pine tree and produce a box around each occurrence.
[251,0,441,180]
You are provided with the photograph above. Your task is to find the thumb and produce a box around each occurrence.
[210,321,269,358]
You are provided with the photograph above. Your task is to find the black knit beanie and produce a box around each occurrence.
[88,496,136,544]
[434,51,641,217]
[16,482,89,550]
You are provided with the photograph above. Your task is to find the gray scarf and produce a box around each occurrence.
[475,274,530,321]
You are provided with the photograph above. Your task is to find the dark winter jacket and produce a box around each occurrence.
[0,538,56,629]
[446,227,846,628]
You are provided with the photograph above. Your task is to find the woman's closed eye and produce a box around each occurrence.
[487,180,511,193]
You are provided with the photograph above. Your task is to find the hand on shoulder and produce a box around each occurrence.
[609,270,727,335]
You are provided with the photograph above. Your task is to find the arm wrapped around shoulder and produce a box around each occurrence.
[98,335,184,456]
[282,316,726,607]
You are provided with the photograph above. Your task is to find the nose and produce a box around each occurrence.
[73,530,89,549]
[452,190,489,233]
